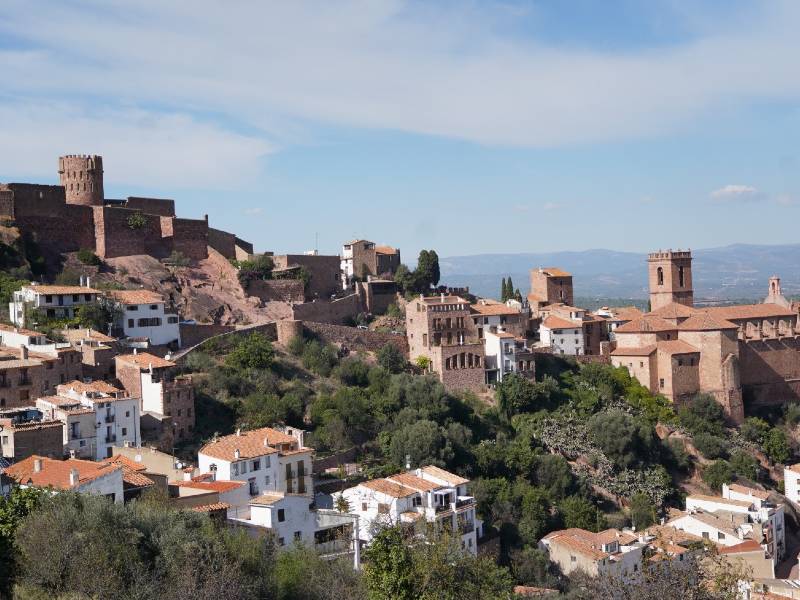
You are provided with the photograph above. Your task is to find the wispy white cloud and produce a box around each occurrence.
[243,207,264,215]
[0,0,799,184]
[710,184,760,201]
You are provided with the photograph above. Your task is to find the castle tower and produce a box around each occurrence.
[58,154,104,206]
[647,249,693,310]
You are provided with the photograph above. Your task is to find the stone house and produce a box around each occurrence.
[0,407,64,461]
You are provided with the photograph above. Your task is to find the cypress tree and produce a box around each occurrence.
[500,277,507,301]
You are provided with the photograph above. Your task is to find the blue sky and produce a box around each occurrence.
[0,0,798,261]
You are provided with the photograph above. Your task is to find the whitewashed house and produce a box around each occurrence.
[10,282,101,328]
[334,465,482,556]
[5,455,124,503]
[104,289,181,347]
[539,314,585,355]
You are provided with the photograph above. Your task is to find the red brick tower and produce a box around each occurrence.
[58,154,104,206]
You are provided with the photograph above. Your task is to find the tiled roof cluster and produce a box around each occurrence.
[199,427,306,462]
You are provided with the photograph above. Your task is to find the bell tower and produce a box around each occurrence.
[647,249,693,310]
[58,154,104,206]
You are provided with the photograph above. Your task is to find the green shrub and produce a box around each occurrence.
[225,332,274,371]
[702,460,734,491]
[692,433,729,460]
[740,417,770,445]
[286,335,306,357]
[763,428,791,464]
[76,248,101,266]
[729,451,759,481]
[126,212,147,230]
[385,303,402,318]
[377,344,406,374]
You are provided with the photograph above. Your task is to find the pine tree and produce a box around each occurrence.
[514,288,522,302]
[500,277,507,301]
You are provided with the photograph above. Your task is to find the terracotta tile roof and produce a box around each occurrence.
[470,301,521,316]
[645,524,703,546]
[786,463,800,474]
[116,352,176,370]
[400,510,424,522]
[727,483,770,501]
[703,304,797,321]
[0,323,43,337]
[513,586,560,597]
[387,472,440,492]
[539,268,571,277]
[542,315,580,330]
[717,540,764,554]
[6,455,121,490]
[419,465,470,486]
[547,533,608,561]
[118,466,155,488]
[648,302,699,319]
[611,344,657,357]
[3,419,63,432]
[678,313,739,331]
[615,315,676,333]
[374,245,398,255]
[361,479,418,498]
[23,285,101,295]
[199,427,300,462]
[106,289,165,305]
[606,307,644,322]
[61,328,116,343]
[0,358,44,369]
[58,379,123,395]
[104,455,147,472]
[192,502,231,513]
[593,528,637,545]
[657,340,700,355]
[176,479,246,493]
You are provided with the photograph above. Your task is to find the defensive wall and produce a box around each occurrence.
[291,293,360,325]
[303,321,408,355]
[179,323,237,348]
[740,337,800,406]
[208,227,236,259]
[248,279,306,303]
[124,196,175,217]
[273,254,340,299]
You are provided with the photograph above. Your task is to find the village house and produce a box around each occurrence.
[36,379,141,460]
[334,465,482,556]
[405,294,485,393]
[483,328,536,384]
[60,328,118,380]
[0,406,64,461]
[469,298,530,340]
[666,488,785,563]
[538,528,644,580]
[9,282,101,328]
[115,352,194,442]
[5,455,124,503]
[783,463,800,507]
[340,239,401,288]
[103,289,181,348]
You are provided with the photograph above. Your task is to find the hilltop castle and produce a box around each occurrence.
[0,154,252,263]
[611,250,800,423]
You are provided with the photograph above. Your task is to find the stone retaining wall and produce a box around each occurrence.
[304,321,408,355]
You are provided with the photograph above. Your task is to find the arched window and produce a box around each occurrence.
[678,266,685,288]
[657,267,664,286]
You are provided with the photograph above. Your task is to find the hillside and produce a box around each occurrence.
[440,243,800,302]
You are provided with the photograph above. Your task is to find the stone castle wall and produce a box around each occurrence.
[94,206,169,259]
[178,323,237,348]
[169,217,209,260]
[303,321,408,355]
[291,293,360,325]
[248,279,306,303]
[208,227,236,259]
[124,196,175,217]
[740,338,800,406]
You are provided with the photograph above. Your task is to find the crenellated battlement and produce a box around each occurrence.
[648,249,692,261]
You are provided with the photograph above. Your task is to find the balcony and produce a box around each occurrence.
[18,378,31,386]
[434,504,451,514]
[105,435,117,443]
[454,496,475,510]
[459,521,475,535]
[104,415,115,424]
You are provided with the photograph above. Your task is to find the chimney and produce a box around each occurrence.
[440,293,445,303]
[20,345,28,360]
[80,275,85,287]
[234,448,240,460]
[405,454,411,470]
[85,276,91,288]
[183,471,192,481]
[263,437,269,447]
[33,458,43,473]
[69,468,79,487]
[133,348,138,355]
[236,428,241,436]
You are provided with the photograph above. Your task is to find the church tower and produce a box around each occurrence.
[58,154,104,206]
[647,249,693,310]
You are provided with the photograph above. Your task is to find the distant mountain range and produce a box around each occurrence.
[439,244,800,302]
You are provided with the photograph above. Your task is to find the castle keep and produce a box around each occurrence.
[0,155,250,262]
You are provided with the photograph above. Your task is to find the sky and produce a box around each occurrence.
[0,0,798,261]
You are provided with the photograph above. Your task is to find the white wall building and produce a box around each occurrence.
[539,315,584,355]
[105,290,181,347]
[5,455,124,503]
[539,528,645,580]
[10,283,101,328]
[334,465,482,556]
[36,380,140,460]
[483,329,535,384]
[784,464,800,507]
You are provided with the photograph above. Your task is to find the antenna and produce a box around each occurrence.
[315,232,319,254]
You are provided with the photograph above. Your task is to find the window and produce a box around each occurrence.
[232,463,239,476]
[657,267,664,286]
[45,295,53,303]
[252,459,261,471]
[127,319,134,328]
[659,378,665,388]
[137,317,162,327]
[127,305,138,311]
[378,503,390,514]
[278,537,285,546]
[149,304,159,310]
[122,428,127,436]
[570,556,576,563]
[168,316,178,324]
[702,532,709,539]
[72,294,79,302]
[125,411,130,417]
[639,361,644,368]
[717,532,725,540]
[294,531,302,541]
[412,496,422,507]
[84,294,91,301]
[679,266,685,287]
[264,456,270,468]
[278,509,285,522]
[1,436,7,445]
[677,359,683,366]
